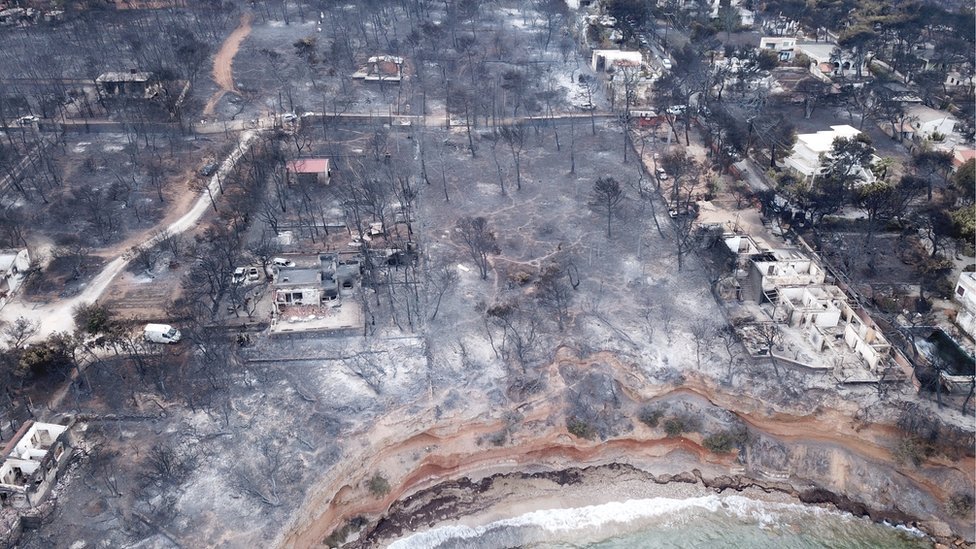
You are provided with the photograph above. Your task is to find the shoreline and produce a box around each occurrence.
[347,464,950,548]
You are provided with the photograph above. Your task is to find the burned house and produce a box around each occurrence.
[273,253,360,313]
[285,158,330,186]
[0,421,73,508]
[352,56,404,82]
[95,70,162,99]
[270,253,363,334]
[743,248,825,303]
[734,246,895,372]
[0,248,30,299]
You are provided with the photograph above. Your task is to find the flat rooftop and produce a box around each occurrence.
[795,125,861,153]
[276,267,321,286]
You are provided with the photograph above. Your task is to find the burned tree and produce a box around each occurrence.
[670,212,698,272]
[456,216,500,280]
[498,123,527,190]
[535,261,574,331]
[590,177,624,238]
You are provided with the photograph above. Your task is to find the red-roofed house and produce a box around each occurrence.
[286,158,330,185]
[953,148,976,169]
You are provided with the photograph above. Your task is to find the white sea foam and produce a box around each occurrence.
[388,495,844,549]
[388,493,929,549]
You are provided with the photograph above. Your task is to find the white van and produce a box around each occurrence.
[144,323,181,344]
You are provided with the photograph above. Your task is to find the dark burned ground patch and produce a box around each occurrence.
[23,253,106,299]
[561,363,634,441]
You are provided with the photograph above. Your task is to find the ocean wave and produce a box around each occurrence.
[387,494,920,549]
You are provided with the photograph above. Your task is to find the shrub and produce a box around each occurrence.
[702,428,749,454]
[894,436,931,466]
[488,430,508,446]
[511,271,533,285]
[946,492,974,518]
[367,473,390,498]
[567,417,596,440]
[638,407,664,428]
[663,417,687,438]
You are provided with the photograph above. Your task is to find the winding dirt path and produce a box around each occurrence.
[202,12,253,117]
[0,131,259,341]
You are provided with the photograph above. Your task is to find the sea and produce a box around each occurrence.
[387,494,932,549]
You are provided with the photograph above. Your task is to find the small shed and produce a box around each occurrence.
[286,158,331,186]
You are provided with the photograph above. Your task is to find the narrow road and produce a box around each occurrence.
[202,12,253,117]
[0,131,259,340]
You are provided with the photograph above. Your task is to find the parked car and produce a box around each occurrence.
[233,266,260,283]
[144,323,181,344]
[272,257,295,268]
[656,167,669,181]
[661,58,672,70]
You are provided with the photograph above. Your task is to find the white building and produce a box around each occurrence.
[783,124,870,180]
[0,248,30,301]
[1,421,71,508]
[954,272,976,339]
[903,105,957,141]
[795,42,865,80]
[590,50,643,72]
[759,36,796,61]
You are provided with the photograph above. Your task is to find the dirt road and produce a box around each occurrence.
[0,131,259,341]
[202,12,253,117]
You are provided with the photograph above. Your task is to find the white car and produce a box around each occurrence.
[272,257,295,268]
[656,168,669,181]
[144,323,181,344]
[661,58,672,70]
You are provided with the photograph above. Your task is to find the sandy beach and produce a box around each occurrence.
[368,464,817,548]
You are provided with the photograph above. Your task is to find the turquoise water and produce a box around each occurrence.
[389,495,931,549]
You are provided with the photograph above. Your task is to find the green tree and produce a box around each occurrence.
[72,303,119,337]
[913,149,954,201]
[17,332,77,379]
[952,158,975,204]
[822,135,874,187]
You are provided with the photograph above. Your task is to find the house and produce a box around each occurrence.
[0,248,29,298]
[743,249,826,303]
[914,45,964,74]
[274,267,328,311]
[590,50,643,72]
[285,158,330,186]
[954,272,976,339]
[830,303,892,370]
[723,233,765,278]
[783,124,873,181]
[1,421,72,508]
[795,43,864,81]
[352,55,404,82]
[944,71,974,96]
[741,245,895,371]
[902,105,957,141]
[95,70,161,98]
[952,148,976,169]
[770,284,847,329]
[272,253,361,313]
[759,36,796,62]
